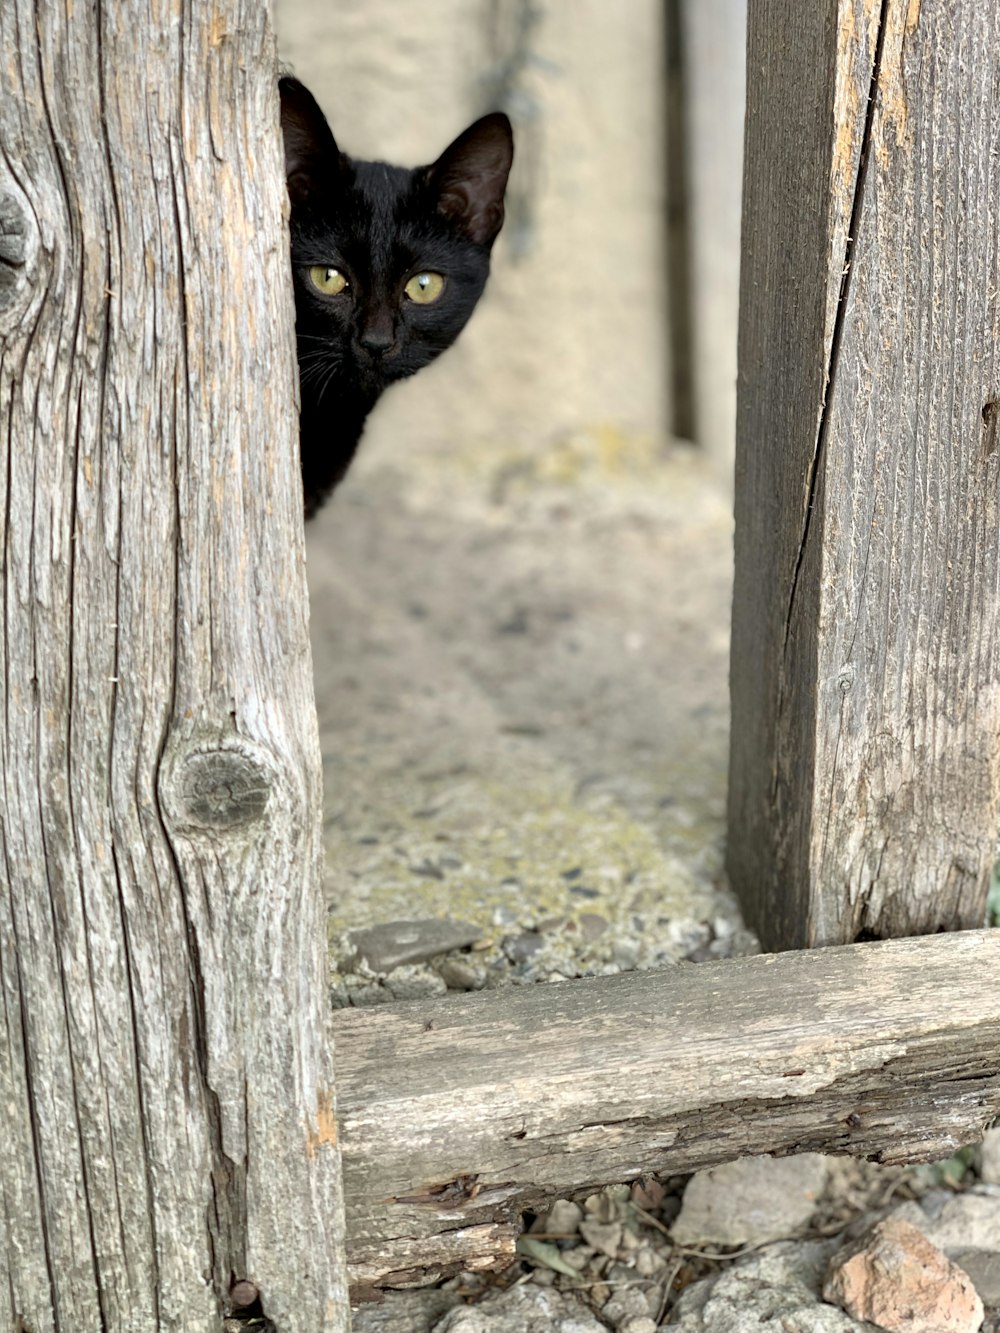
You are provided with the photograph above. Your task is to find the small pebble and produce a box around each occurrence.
[437,959,486,990]
[578,912,609,940]
[542,1199,584,1235]
[602,1286,652,1327]
[579,1219,623,1259]
[347,985,392,1007]
[555,1246,591,1272]
[530,1267,556,1286]
[384,966,447,1000]
[634,1246,661,1278]
[612,940,641,969]
[502,932,545,963]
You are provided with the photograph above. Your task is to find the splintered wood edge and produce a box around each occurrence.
[332,929,1000,1288]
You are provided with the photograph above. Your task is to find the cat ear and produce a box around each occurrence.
[279,76,349,205]
[426,113,514,247]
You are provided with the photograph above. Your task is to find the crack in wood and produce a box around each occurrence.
[777,0,894,692]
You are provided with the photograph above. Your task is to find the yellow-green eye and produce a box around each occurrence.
[404,272,445,304]
[309,266,348,296]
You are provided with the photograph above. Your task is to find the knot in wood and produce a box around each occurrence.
[176,747,271,829]
[0,191,29,307]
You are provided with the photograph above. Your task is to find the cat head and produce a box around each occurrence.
[279,77,514,400]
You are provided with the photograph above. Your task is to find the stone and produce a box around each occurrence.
[823,1217,984,1333]
[611,939,641,969]
[346,984,392,1007]
[950,1249,1000,1307]
[437,958,487,990]
[384,965,448,1000]
[353,1290,461,1332]
[634,1246,662,1278]
[981,1128,1000,1185]
[539,1199,584,1236]
[579,1218,623,1259]
[433,1281,606,1332]
[889,1188,1000,1265]
[502,932,546,963]
[670,1154,829,1247]
[577,912,609,940]
[601,1284,654,1327]
[347,918,483,971]
[670,1239,870,1331]
[886,1188,1000,1306]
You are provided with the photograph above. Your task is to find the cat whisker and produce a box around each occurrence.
[297,352,342,397]
[315,364,342,408]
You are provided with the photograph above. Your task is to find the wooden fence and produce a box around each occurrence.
[1,0,998,1329]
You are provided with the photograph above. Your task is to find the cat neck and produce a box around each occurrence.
[299,372,384,518]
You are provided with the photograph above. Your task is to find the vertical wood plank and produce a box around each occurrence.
[0,2,347,1328]
[728,0,1000,949]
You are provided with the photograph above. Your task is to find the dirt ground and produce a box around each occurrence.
[306,421,749,995]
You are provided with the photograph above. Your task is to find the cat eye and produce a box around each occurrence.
[404,272,445,305]
[309,266,349,296]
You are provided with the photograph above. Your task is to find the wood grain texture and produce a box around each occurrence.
[332,930,1000,1289]
[0,4,347,1330]
[728,0,1000,949]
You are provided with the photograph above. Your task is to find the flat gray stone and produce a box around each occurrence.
[433,1283,605,1332]
[347,917,483,971]
[353,1290,460,1332]
[671,1154,830,1247]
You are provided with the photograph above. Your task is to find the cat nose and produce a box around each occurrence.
[359,326,395,356]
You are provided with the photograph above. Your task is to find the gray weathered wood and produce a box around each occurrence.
[728,0,1000,949]
[332,930,1000,1291]
[0,3,347,1329]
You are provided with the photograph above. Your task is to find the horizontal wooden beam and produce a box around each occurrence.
[332,930,1000,1290]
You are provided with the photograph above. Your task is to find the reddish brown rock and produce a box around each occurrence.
[823,1217,984,1333]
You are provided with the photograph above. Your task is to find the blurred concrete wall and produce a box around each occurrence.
[682,0,746,479]
[273,0,670,466]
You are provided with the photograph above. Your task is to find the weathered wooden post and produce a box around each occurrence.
[728,0,1000,950]
[0,3,347,1329]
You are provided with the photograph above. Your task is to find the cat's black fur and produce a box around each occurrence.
[279,78,514,516]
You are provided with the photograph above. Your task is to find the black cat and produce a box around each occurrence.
[278,77,514,516]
